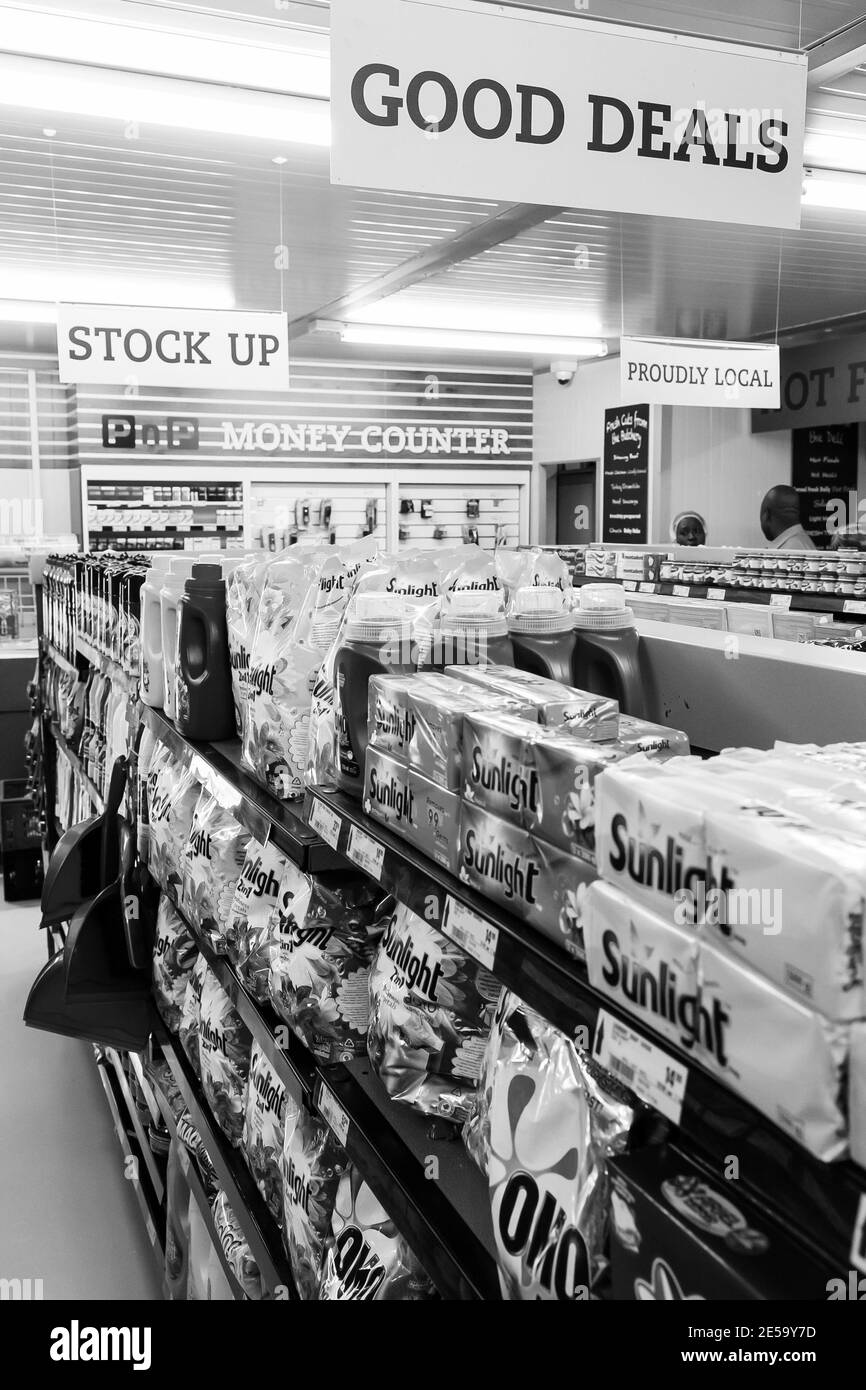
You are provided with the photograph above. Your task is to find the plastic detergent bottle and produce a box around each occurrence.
[140,555,176,707]
[571,583,646,718]
[434,588,514,671]
[333,592,417,794]
[159,557,197,721]
[508,584,576,685]
[175,563,236,742]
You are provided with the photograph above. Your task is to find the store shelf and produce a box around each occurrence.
[147,1069,250,1301]
[182,913,499,1300]
[93,1052,165,1272]
[154,1022,298,1299]
[142,706,342,875]
[90,501,242,510]
[305,785,866,1277]
[105,1048,165,1204]
[617,576,866,620]
[49,722,104,812]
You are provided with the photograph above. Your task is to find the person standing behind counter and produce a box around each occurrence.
[760,485,817,551]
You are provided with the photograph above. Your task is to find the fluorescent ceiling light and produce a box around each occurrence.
[0,55,330,145]
[322,321,607,357]
[0,267,234,313]
[0,300,57,324]
[803,131,866,175]
[0,3,330,98]
[802,170,866,212]
[345,297,604,339]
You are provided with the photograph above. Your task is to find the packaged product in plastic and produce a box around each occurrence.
[226,553,272,741]
[164,1139,191,1301]
[243,550,327,799]
[135,721,158,863]
[367,902,499,1122]
[211,1191,263,1299]
[281,1101,349,1300]
[446,663,619,734]
[152,893,198,1032]
[198,968,253,1148]
[243,1041,289,1224]
[187,1201,234,1301]
[148,753,202,901]
[474,991,634,1299]
[176,1109,219,1199]
[181,791,250,955]
[319,1166,437,1300]
[269,866,387,1063]
[226,836,287,979]
[178,953,209,1079]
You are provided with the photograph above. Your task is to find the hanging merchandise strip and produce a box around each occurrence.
[92,1051,165,1274]
[178,912,499,1301]
[303,783,866,1276]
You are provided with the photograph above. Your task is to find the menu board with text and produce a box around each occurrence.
[602,405,650,543]
[792,424,857,542]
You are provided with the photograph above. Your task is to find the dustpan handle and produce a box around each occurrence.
[100,756,128,885]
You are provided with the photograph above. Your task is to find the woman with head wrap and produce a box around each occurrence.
[670,510,707,546]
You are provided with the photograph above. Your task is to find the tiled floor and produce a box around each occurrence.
[0,896,163,1300]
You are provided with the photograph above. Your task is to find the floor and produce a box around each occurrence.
[0,895,163,1300]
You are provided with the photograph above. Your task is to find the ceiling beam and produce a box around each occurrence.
[807,17,866,87]
[288,201,565,341]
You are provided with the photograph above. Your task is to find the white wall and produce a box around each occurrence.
[659,406,790,548]
[0,467,75,538]
[534,357,792,547]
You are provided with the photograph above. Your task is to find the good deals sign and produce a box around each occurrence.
[330,0,807,229]
[621,337,780,408]
[57,305,290,390]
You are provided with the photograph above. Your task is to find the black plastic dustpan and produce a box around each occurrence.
[39,756,127,928]
[24,953,155,1051]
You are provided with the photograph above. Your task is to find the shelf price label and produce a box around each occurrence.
[843,600,866,616]
[638,581,656,594]
[442,898,499,971]
[707,587,725,601]
[316,1081,350,1147]
[309,798,342,851]
[346,825,385,881]
[672,584,690,598]
[770,593,792,610]
[593,1009,688,1125]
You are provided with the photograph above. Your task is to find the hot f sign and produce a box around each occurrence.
[330,0,807,229]
[57,305,290,389]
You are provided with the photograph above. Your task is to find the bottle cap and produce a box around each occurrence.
[572,582,635,630]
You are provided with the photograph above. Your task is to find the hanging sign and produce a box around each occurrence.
[602,405,650,543]
[621,338,780,408]
[57,305,290,390]
[753,333,866,432]
[330,0,807,229]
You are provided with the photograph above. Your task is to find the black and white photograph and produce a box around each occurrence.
[0,0,865,1363]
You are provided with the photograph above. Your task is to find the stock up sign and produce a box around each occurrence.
[57,306,290,390]
[330,0,807,229]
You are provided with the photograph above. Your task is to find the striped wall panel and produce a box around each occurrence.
[0,366,76,470]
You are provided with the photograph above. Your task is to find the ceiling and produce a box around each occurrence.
[4,1,866,366]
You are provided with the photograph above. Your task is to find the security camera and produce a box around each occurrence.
[551,360,577,386]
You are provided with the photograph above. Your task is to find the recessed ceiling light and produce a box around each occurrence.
[272,155,287,165]
[42,127,56,137]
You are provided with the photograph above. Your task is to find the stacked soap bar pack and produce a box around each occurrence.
[585,742,866,1162]
[363,665,689,960]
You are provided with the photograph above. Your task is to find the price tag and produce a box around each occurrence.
[317,1082,350,1146]
[843,600,866,615]
[638,581,656,593]
[443,898,499,970]
[707,587,725,601]
[593,1009,688,1125]
[309,798,342,850]
[623,579,637,591]
[770,593,792,610]
[346,825,385,880]
[672,584,690,598]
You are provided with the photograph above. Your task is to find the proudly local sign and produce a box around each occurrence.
[621,337,780,408]
[57,305,290,390]
[330,0,807,229]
